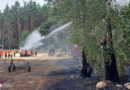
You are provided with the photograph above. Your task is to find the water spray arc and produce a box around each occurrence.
[21,22,72,50]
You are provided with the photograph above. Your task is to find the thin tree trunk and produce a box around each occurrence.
[30,14,34,32]
[29,15,31,32]
[0,24,1,43]
[8,20,11,49]
[103,0,119,82]
[1,21,4,48]
[80,0,92,77]
[81,50,88,76]
[17,16,21,41]
[24,20,28,30]
[0,20,4,46]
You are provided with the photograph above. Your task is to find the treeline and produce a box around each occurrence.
[0,0,55,49]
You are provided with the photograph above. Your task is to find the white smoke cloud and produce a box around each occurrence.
[22,23,72,50]
[115,0,130,7]
[22,30,45,50]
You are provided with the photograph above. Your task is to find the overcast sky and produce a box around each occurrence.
[0,0,46,12]
[0,0,129,12]
[116,0,130,6]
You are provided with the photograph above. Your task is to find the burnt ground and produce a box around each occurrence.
[0,59,127,90]
[0,59,90,90]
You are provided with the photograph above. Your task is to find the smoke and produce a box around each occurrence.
[21,22,72,50]
[116,0,130,7]
[21,30,45,50]
[46,22,72,39]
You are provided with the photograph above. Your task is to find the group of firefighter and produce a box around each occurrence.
[0,49,16,59]
[20,49,37,57]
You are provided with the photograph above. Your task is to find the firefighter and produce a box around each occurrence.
[27,50,31,56]
[8,50,11,58]
[1,51,3,59]
[13,49,16,57]
[22,50,26,56]
[32,50,35,56]
[0,50,1,59]
[35,50,37,56]
[4,50,7,58]
[48,45,55,56]
[31,50,33,56]
[10,52,13,59]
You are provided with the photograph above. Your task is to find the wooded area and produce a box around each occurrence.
[0,0,58,49]
[0,0,130,84]
[46,0,130,82]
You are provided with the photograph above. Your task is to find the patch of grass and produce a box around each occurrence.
[78,78,98,87]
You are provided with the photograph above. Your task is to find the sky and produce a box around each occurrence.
[0,0,46,12]
[0,0,129,12]
[116,0,130,6]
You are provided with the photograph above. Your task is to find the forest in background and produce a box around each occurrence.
[0,0,60,49]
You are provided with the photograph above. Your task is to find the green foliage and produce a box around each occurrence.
[39,18,57,35]
[55,0,106,63]
[19,30,29,47]
[48,0,130,76]
[122,3,130,19]
[114,4,130,62]
[39,23,49,35]
[109,4,130,75]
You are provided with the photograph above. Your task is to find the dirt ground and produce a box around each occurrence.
[0,53,125,90]
[0,52,87,90]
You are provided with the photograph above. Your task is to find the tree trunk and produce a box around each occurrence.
[79,0,93,77]
[104,53,119,82]
[0,24,2,43]
[8,20,11,49]
[103,0,119,83]
[24,20,28,30]
[81,50,92,77]
[30,14,34,32]
[0,20,4,46]
[81,50,87,76]
[17,16,21,41]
